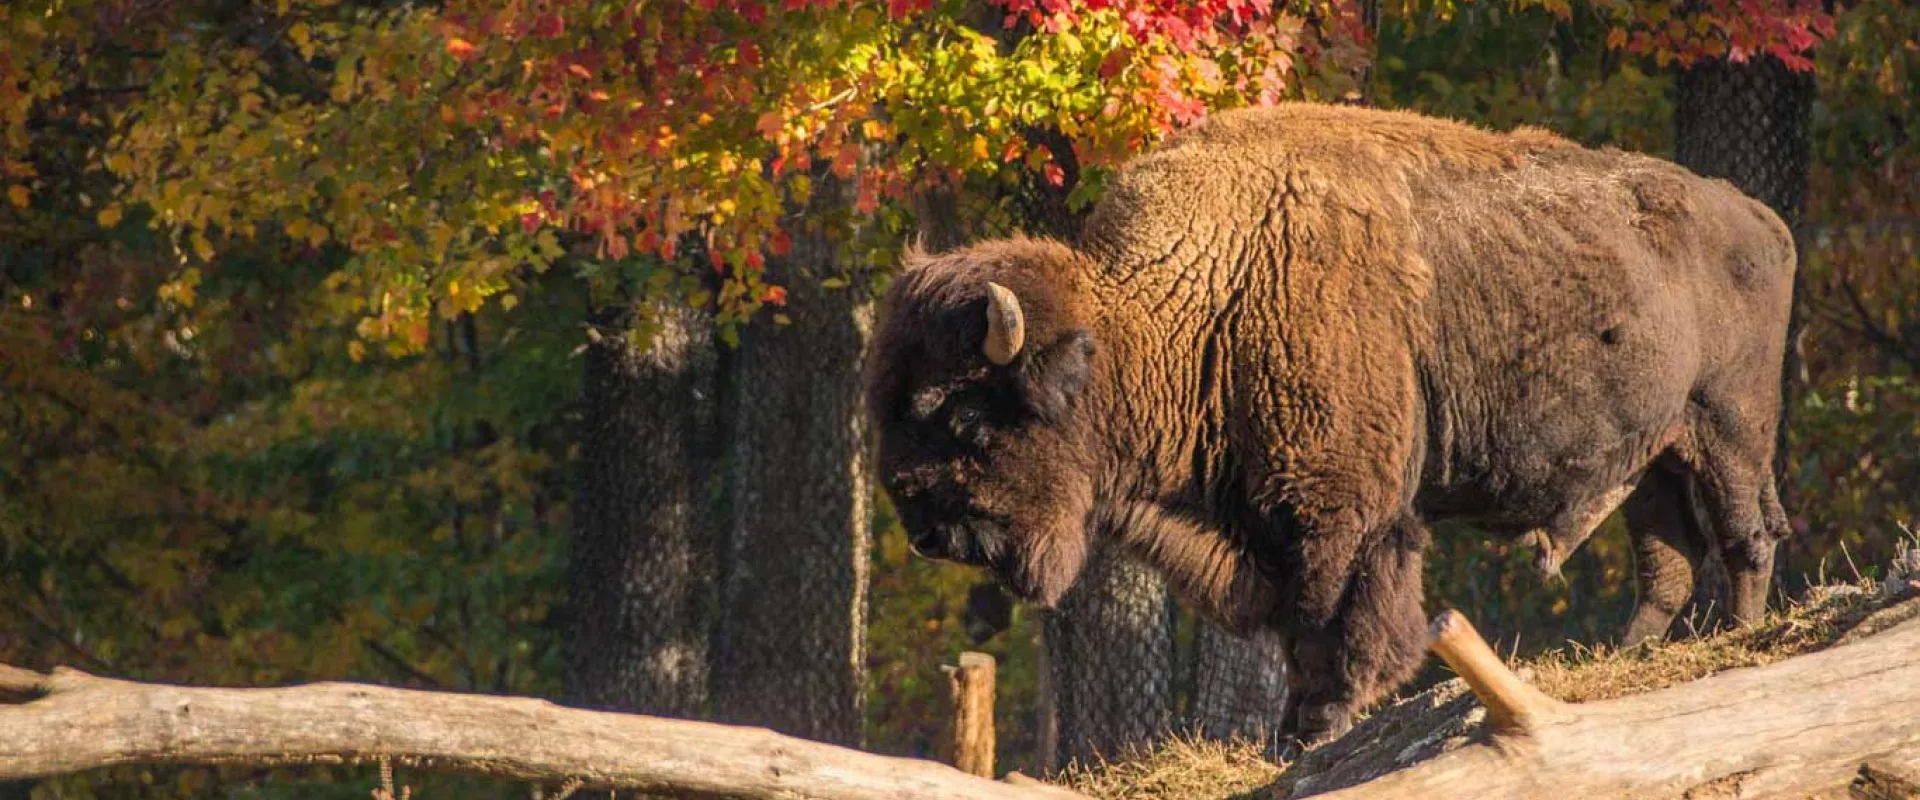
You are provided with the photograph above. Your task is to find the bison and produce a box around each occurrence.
[865,103,1796,744]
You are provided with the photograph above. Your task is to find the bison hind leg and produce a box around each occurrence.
[1675,395,1791,627]
[1277,515,1430,747]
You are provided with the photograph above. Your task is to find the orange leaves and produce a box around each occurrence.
[756,110,786,141]
[446,37,477,61]
[831,141,861,178]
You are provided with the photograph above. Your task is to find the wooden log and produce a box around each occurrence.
[1296,609,1920,799]
[0,664,1086,800]
[942,652,997,778]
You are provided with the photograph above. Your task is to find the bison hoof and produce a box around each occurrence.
[1283,701,1355,751]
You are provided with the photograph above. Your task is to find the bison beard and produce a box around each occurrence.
[865,103,1797,746]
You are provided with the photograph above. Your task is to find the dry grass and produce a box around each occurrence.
[1059,572,1920,800]
[1054,734,1280,800]
[1527,582,1898,702]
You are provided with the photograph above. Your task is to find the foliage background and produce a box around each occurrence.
[0,0,1913,794]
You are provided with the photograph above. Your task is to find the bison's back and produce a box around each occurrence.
[1407,139,1793,527]
[1079,102,1793,538]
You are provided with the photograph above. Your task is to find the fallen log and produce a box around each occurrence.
[1288,607,1920,799]
[0,664,1084,800]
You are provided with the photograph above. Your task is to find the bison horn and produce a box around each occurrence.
[982,282,1025,365]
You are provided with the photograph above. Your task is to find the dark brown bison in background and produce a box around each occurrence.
[865,103,1796,744]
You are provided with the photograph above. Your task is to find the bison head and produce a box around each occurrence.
[866,238,1103,607]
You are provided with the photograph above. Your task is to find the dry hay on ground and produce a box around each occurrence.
[1058,566,1920,800]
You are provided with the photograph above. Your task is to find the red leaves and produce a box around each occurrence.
[997,0,1279,44]
[1600,0,1835,72]
[885,0,930,18]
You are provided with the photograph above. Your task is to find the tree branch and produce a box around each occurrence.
[0,666,1086,800]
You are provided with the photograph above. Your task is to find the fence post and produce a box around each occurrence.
[942,652,996,778]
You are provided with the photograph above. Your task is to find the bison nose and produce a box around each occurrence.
[906,525,948,559]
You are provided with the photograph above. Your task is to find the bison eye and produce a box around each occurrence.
[950,405,989,446]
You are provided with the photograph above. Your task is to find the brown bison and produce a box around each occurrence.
[865,103,1795,744]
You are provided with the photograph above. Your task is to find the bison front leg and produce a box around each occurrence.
[1277,515,1430,747]
[1621,467,1708,646]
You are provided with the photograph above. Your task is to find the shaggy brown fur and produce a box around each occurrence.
[865,102,1796,744]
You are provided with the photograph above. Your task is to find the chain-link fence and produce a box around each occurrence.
[1041,543,1177,769]
[1186,624,1289,752]
[1039,540,1290,770]
[1674,56,1816,224]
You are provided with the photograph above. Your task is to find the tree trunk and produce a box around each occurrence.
[1187,626,1288,749]
[1042,543,1176,769]
[564,301,721,717]
[712,192,874,747]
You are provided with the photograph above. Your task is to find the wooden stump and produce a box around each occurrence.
[943,652,997,778]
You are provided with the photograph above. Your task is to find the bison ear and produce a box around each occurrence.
[1019,330,1097,422]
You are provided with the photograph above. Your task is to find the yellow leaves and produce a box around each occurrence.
[970,134,990,161]
[6,184,27,208]
[191,231,216,261]
[97,204,123,228]
[444,279,485,316]
[284,217,330,247]
[331,61,358,103]
[1607,27,1629,50]
[347,339,367,362]
[157,268,202,308]
[1055,30,1085,56]
[290,22,317,60]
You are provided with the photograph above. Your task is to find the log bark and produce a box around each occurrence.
[1290,609,1920,799]
[943,652,996,778]
[0,665,1083,800]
